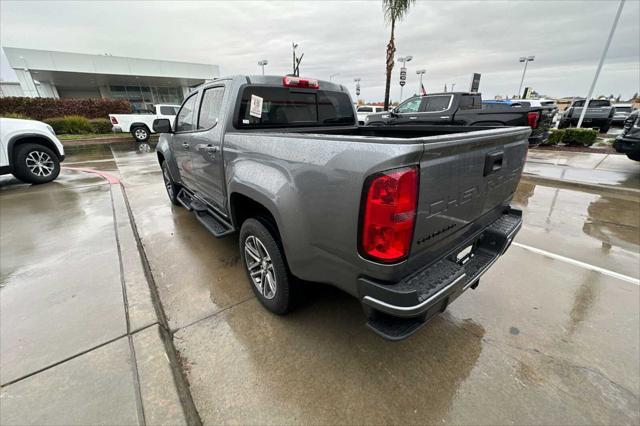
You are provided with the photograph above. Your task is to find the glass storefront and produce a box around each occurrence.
[109,85,184,113]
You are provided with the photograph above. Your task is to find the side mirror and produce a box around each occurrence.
[153,118,172,133]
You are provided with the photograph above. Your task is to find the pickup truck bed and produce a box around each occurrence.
[155,75,527,340]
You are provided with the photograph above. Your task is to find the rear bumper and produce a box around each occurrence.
[359,208,522,340]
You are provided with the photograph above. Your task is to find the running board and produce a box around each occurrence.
[177,189,234,238]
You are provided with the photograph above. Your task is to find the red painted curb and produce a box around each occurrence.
[62,166,121,184]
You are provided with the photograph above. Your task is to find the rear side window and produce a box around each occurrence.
[237,87,355,127]
[423,95,452,112]
[198,87,225,129]
[459,95,481,110]
[175,95,197,132]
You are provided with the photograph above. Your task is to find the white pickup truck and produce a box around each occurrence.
[109,104,180,142]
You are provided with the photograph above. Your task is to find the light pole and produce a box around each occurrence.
[517,56,535,98]
[416,69,426,95]
[397,55,413,102]
[577,0,625,128]
[258,60,268,75]
[354,78,361,101]
[329,73,339,81]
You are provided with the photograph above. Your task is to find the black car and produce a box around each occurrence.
[365,93,551,144]
[613,110,640,161]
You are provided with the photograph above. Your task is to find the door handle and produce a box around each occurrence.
[483,151,504,176]
[409,116,417,120]
[204,145,218,153]
[182,143,189,150]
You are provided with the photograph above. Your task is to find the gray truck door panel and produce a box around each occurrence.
[189,85,227,210]
[171,93,198,188]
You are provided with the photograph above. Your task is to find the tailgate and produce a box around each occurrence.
[410,127,529,263]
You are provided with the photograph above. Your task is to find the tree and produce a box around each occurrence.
[382,0,415,111]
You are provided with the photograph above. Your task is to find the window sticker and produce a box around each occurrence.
[250,95,263,118]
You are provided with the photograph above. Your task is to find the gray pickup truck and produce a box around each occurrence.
[153,75,527,340]
[559,99,615,132]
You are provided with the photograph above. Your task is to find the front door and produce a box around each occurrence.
[170,93,198,189]
[189,84,227,211]
[392,97,424,125]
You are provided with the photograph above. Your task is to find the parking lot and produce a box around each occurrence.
[1,142,639,425]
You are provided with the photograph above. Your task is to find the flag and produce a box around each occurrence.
[420,83,427,96]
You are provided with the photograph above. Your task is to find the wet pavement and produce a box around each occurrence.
[1,142,639,425]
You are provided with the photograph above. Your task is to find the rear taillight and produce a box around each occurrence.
[283,76,319,89]
[110,116,118,124]
[360,166,418,263]
[527,111,540,128]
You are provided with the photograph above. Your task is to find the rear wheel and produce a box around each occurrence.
[131,126,150,142]
[599,124,611,133]
[239,218,292,315]
[161,161,180,205]
[13,143,60,184]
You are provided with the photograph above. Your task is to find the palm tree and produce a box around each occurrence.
[382,0,415,111]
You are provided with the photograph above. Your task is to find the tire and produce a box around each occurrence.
[627,153,640,162]
[161,161,180,205]
[13,143,60,184]
[599,124,611,133]
[239,218,292,315]
[131,126,150,142]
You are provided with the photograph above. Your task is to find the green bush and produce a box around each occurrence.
[1,112,32,119]
[563,128,598,146]
[45,115,93,134]
[89,118,113,134]
[546,129,565,145]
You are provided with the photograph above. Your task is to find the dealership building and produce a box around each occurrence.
[0,47,219,111]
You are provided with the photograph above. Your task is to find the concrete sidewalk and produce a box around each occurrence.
[524,150,640,194]
[0,167,195,425]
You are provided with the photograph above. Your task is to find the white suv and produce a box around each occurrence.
[0,118,65,184]
[356,105,385,125]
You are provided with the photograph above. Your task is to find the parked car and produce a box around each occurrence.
[153,75,527,340]
[613,110,640,161]
[0,118,65,184]
[559,99,615,132]
[109,104,180,142]
[356,105,385,125]
[366,92,551,144]
[612,103,635,125]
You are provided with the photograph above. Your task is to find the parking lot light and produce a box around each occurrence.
[517,55,535,98]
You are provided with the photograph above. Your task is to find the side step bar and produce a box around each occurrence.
[177,189,235,238]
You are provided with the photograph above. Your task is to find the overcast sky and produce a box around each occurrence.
[1,0,638,102]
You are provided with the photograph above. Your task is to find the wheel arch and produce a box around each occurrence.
[130,122,151,131]
[8,134,61,170]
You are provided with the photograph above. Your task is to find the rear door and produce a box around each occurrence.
[189,84,228,210]
[170,94,198,188]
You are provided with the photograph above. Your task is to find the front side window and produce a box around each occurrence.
[423,95,452,112]
[198,87,226,129]
[175,95,197,132]
[395,97,422,113]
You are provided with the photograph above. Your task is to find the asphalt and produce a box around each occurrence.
[1,143,639,425]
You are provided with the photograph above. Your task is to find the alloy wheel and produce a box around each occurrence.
[244,235,277,299]
[135,128,148,140]
[25,151,54,177]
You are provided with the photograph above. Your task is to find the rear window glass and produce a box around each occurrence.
[358,107,373,113]
[237,87,355,127]
[159,106,178,115]
[573,100,611,107]
[615,107,632,112]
